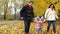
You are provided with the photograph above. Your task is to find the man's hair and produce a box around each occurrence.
[29,1,33,3]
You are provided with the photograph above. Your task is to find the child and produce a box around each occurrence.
[34,16,45,34]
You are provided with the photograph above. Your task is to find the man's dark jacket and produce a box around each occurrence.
[20,5,34,22]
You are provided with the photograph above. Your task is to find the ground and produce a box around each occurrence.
[0,20,60,34]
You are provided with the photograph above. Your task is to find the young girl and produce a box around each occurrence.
[34,16,45,34]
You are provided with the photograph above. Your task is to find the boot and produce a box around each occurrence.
[54,33,56,34]
[25,33,29,34]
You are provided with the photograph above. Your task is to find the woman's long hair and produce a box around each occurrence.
[49,4,55,10]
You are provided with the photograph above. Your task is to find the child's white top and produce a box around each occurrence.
[44,8,58,21]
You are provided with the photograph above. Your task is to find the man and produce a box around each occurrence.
[20,1,34,34]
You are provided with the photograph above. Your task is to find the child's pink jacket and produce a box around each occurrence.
[34,17,45,28]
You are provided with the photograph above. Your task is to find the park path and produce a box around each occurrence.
[0,20,60,34]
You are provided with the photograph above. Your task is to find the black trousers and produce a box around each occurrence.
[24,18,31,33]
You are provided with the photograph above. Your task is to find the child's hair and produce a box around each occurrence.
[36,16,40,19]
[36,16,40,21]
[29,1,33,3]
[39,16,42,18]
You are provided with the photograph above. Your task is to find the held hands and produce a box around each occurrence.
[42,19,47,23]
[32,18,35,22]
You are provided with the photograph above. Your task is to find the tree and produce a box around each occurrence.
[0,0,9,20]
[12,0,24,19]
[4,0,9,20]
[58,0,60,17]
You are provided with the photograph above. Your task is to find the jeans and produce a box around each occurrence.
[47,21,56,33]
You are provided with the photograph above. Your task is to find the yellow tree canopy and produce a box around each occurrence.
[33,0,58,16]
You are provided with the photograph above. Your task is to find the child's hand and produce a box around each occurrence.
[42,19,46,23]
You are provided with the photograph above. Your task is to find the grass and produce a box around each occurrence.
[0,20,60,34]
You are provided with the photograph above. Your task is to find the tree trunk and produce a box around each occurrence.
[14,8,16,19]
[4,10,7,20]
[4,0,8,20]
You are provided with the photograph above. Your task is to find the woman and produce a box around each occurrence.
[44,4,58,34]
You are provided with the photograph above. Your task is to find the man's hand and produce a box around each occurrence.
[20,17,23,19]
[32,18,35,22]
